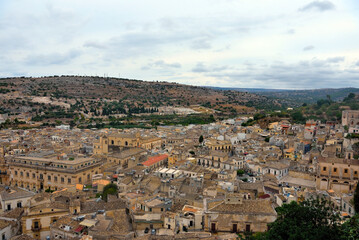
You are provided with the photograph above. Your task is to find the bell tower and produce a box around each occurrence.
[0,145,9,185]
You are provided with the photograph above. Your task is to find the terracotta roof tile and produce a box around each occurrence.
[142,154,168,167]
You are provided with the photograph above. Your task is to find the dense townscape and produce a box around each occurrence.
[1,105,359,239]
[2,0,359,239]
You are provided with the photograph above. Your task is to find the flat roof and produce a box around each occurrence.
[14,156,96,165]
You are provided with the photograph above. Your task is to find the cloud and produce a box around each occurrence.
[142,60,181,71]
[25,50,81,66]
[287,29,295,35]
[194,58,356,89]
[192,62,229,73]
[154,60,181,68]
[190,35,213,50]
[83,41,107,49]
[0,1,357,88]
[192,63,209,73]
[326,56,345,63]
[303,45,314,51]
[299,1,335,12]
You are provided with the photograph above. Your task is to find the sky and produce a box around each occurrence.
[1,0,359,89]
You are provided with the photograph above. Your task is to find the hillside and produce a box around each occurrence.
[0,76,281,127]
[211,87,359,107]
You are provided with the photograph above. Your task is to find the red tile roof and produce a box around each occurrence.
[143,154,168,167]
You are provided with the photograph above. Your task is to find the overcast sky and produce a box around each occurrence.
[1,0,359,89]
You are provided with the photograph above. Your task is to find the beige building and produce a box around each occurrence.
[342,110,359,127]
[93,132,162,154]
[0,187,35,212]
[316,157,359,193]
[107,148,147,169]
[206,139,232,152]
[8,156,102,191]
[204,194,276,233]
[21,193,81,240]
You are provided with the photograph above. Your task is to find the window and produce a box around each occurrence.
[355,171,358,175]
[61,177,64,183]
[323,167,327,171]
[34,221,39,229]
[26,172,29,178]
[246,224,251,232]
[33,173,35,179]
[68,178,71,184]
[54,176,58,182]
[334,168,337,172]
[48,176,51,181]
[79,177,82,183]
[211,223,216,232]
[232,223,237,232]
[17,202,22,208]
[39,174,43,180]
[345,169,348,173]
[15,171,17,176]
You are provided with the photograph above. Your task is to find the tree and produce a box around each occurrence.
[341,214,359,240]
[264,197,341,240]
[199,135,204,144]
[354,182,359,213]
[291,111,305,123]
[237,169,245,176]
[102,183,118,202]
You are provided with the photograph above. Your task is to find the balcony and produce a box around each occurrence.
[31,226,41,232]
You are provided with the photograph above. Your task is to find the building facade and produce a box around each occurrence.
[8,156,102,191]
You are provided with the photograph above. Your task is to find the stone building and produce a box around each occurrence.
[316,157,359,193]
[342,110,359,127]
[8,156,102,191]
[204,194,276,233]
[93,132,162,154]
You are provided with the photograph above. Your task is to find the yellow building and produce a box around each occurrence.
[93,132,162,154]
[8,156,102,191]
[316,157,359,193]
[284,148,295,160]
[206,139,232,152]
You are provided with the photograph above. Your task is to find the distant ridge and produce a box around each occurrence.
[207,86,359,104]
